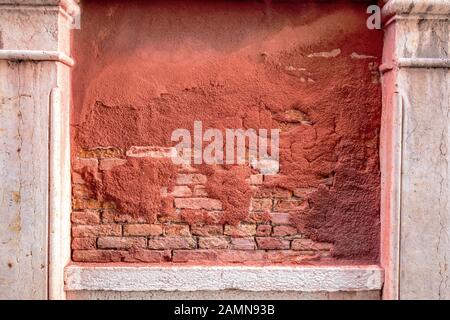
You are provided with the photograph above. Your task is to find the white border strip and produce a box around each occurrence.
[65,265,383,292]
[0,50,74,67]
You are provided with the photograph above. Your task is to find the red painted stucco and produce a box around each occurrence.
[72,0,382,262]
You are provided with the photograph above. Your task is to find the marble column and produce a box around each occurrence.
[0,0,78,299]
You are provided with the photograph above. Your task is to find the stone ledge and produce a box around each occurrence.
[383,0,450,18]
[65,264,384,293]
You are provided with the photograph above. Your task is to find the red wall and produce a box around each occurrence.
[71,0,382,264]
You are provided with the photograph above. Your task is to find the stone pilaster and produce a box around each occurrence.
[0,0,78,299]
[381,0,450,299]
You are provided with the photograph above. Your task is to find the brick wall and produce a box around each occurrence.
[71,146,333,263]
[71,1,382,264]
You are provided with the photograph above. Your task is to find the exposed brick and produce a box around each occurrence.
[72,172,85,184]
[122,249,171,263]
[181,210,222,225]
[72,198,114,210]
[216,250,265,263]
[254,188,292,199]
[199,237,229,249]
[176,174,207,185]
[291,239,333,251]
[265,250,307,263]
[71,211,101,225]
[77,147,124,159]
[293,187,316,198]
[193,185,208,197]
[97,237,146,249]
[126,146,176,158]
[230,238,256,250]
[270,212,291,225]
[102,210,148,223]
[72,157,98,171]
[175,198,222,210]
[244,211,271,224]
[256,224,272,236]
[164,224,190,237]
[147,237,196,250]
[256,237,290,250]
[72,184,95,199]
[224,224,256,237]
[273,199,306,211]
[272,225,297,237]
[191,225,223,236]
[99,158,127,170]
[72,250,124,262]
[172,250,217,262]
[71,238,96,250]
[72,225,121,237]
[250,198,272,212]
[123,224,163,236]
[248,174,263,185]
[158,211,184,223]
[167,186,192,197]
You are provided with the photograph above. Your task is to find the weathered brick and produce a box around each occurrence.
[158,211,184,223]
[248,174,263,185]
[164,224,190,237]
[191,225,223,236]
[224,224,256,237]
[102,210,148,223]
[270,212,291,225]
[216,250,265,263]
[126,146,176,158]
[122,249,171,263]
[71,211,101,225]
[193,185,208,197]
[72,172,85,184]
[172,250,217,262]
[291,239,333,251]
[147,237,196,250]
[71,238,96,250]
[176,174,207,185]
[72,198,106,210]
[72,157,98,171]
[97,237,146,249]
[123,224,162,236]
[273,199,306,211]
[198,237,229,249]
[166,186,192,197]
[244,211,271,224]
[180,210,222,225]
[253,188,292,199]
[72,225,121,237]
[99,158,127,170]
[265,250,306,263]
[72,184,94,199]
[256,237,290,250]
[77,147,123,159]
[250,198,272,212]
[72,250,124,262]
[293,187,316,198]
[230,238,256,250]
[174,198,222,210]
[272,225,297,237]
[256,225,272,236]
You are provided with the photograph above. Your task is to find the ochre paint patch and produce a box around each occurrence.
[72,0,382,262]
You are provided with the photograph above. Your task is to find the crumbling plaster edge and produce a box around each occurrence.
[65,264,384,293]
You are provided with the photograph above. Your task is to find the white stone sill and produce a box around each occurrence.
[65,264,383,293]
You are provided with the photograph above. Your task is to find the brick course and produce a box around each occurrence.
[71,149,333,263]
